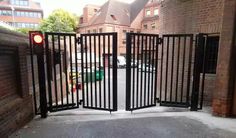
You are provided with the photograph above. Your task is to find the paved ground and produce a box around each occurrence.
[10,69,236,138]
[10,107,236,138]
[117,68,126,110]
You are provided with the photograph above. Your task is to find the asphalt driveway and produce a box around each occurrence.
[11,115,236,138]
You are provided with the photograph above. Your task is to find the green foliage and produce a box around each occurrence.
[16,28,36,34]
[39,9,78,33]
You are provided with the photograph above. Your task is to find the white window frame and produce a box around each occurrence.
[145,9,151,16]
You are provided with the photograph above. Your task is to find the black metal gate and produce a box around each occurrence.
[126,33,202,111]
[29,32,118,117]
[30,31,207,116]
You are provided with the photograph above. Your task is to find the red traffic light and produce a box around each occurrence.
[32,33,44,45]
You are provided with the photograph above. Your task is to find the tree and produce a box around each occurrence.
[39,9,78,33]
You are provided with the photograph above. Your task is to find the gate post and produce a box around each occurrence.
[191,34,205,111]
[30,31,48,118]
[126,33,132,111]
[112,33,118,111]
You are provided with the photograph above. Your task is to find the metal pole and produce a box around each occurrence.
[11,6,15,28]
[126,33,131,111]
[32,32,48,118]
[191,34,205,111]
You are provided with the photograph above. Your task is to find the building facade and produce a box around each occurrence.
[0,0,43,29]
[78,0,149,56]
[141,0,159,33]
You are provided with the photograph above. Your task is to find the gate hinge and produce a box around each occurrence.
[156,98,160,103]
[158,38,163,45]
[76,37,82,44]
[79,99,83,105]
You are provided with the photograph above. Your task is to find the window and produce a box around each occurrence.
[14,22,38,28]
[151,23,156,29]
[0,10,12,16]
[87,30,91,33]
[99,28,103,33]
[93,29,97,33]
[20,11,24,16]
[29,12,33,17]
[146,9,151,16]
[25,12,29,17]
[154,9,159,16]
[38,13,41,18]
[143,24,148,29]
[10,0,29,6]
[203,36,220,74]
[122,39,126,44]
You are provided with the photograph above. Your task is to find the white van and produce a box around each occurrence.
[117,56,126,68]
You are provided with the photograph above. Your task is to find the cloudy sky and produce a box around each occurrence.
[34,0,135,17]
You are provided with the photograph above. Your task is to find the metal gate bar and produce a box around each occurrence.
[80,33,117,111]
[126,33,159,111]
[29,32,40,115]
[191,34,208,110]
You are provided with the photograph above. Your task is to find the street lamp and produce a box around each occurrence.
[10,6,15,28]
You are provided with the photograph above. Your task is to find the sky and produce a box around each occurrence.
[34,0,135,17]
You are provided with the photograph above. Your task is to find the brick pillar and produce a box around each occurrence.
[233,80,236,116]
[212,0,236,117]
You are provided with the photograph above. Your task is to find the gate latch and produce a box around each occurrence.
[77,37,81,44]
[158,38,163,45]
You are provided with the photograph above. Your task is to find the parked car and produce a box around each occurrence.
[117,56,126,68]
[138,64,156,72]
[131,60,138,68]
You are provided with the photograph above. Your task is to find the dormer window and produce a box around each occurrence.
[110,15,117,21]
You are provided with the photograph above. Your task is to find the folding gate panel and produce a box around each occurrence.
[45,32,80,112]
[80,33,118,112]
[159,34,193,107]
[126,33,159,111]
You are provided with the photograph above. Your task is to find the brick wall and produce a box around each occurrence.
[157,0,224,34]
[212,0,236,117]
[0,28,34,137]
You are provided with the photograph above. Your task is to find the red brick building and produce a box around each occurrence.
[0,0,43,28]
[78,0,149,56]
